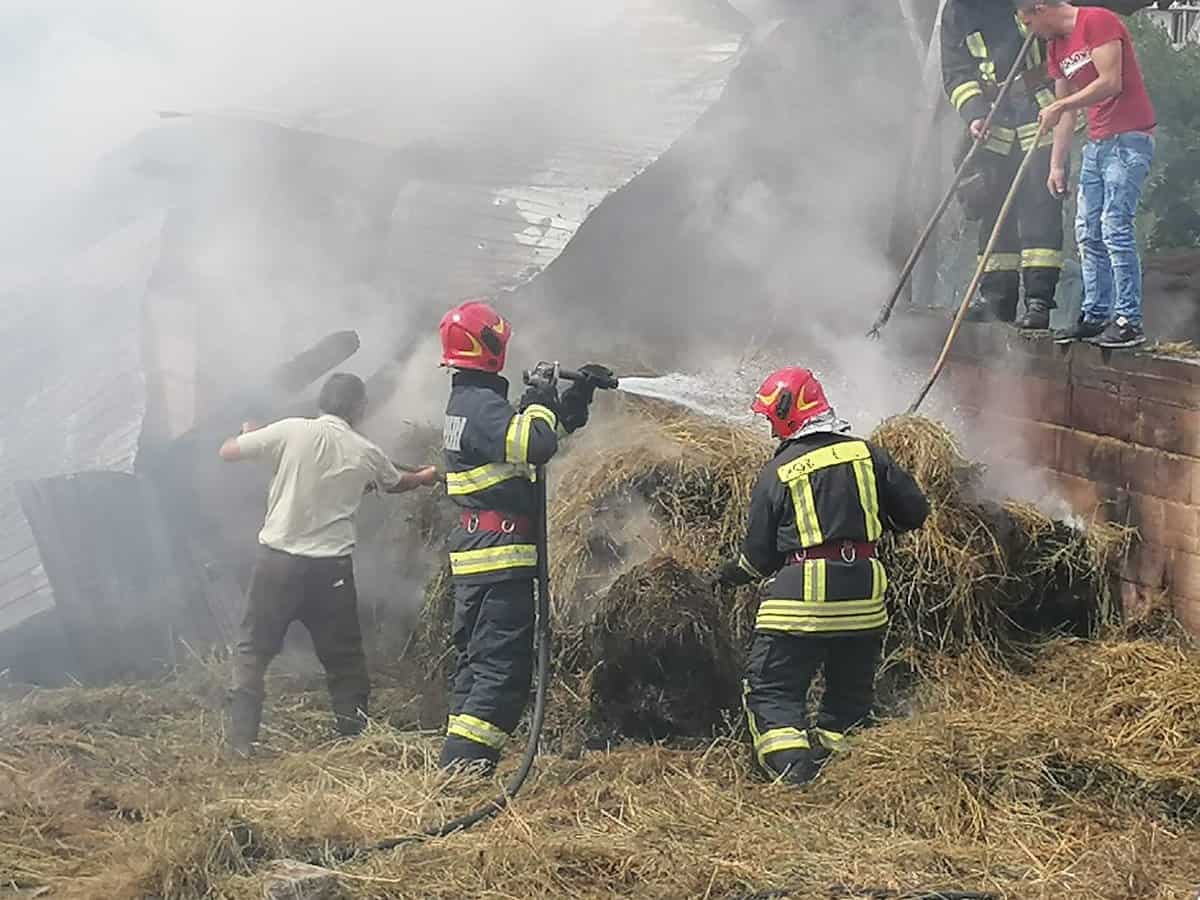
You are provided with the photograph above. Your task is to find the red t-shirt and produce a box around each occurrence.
[1046,7,1156,141]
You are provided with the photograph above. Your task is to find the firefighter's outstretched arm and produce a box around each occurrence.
[713,468,785,587]
[873,448,930,533]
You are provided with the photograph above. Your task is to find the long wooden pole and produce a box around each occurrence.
[867,30,1037,339]
[907,120,1049,414]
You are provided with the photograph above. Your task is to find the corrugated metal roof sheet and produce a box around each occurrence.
[0,215,163,632]
[206,1,742,300]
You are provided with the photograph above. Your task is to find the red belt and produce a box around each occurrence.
[787,541,876,564]
[461,510,533,537]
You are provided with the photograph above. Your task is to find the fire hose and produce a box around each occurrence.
[866,30,1038,340]
[320,364,619,864]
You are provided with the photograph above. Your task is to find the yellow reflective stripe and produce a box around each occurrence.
[990,126,1016,141]
[981,253,1022,273]
[444,462,532,495]
[755,611,889,634]
[800,560,827,603]
[966,32,987,58]
[777,441,871,482]
[789,476,823,547]
[1036,88,1055,109]
[814,728,848,752]
[779,442,874,550]
[950,81,983,111]
[852,459,882,542]
[449,544,537,575]
[1022,248,1063,268]
[756,594,888,633]
[524,404,557,429]
[504,405,557,464]
[759,598,885,616]
[447,713,508,749]
[737,553,766,581]
[870,558,888,603]
[504,414,530,464]
[754,726,810,767]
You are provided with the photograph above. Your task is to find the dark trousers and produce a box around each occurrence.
[978,145,1064,318]
[743,629,882,777]
[229,546,369,745]
[440,578,535,767]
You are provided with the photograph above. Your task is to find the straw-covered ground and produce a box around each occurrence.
[4,401,1192,900]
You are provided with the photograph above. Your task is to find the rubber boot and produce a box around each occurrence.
[439,735,499,776]
[227,688,262,758]
[332,694,368,737]
[979,271,1020,324]
[1016,298,1053,331]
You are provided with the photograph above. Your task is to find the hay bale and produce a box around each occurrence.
[585,556,740,741]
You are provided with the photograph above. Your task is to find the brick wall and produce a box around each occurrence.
[929,323,1200,632]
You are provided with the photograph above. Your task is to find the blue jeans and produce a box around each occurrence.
[1075,131,1154,324]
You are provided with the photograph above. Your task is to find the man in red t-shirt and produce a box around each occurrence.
[1017,0,1156,349]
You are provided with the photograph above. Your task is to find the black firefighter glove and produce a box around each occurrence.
[559,364,613,433]
[709,558,751,590]
[518,381,561,420]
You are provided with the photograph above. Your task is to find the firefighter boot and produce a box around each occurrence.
[1016,298,1053,331]
[979,271,1020,324]
[439,735,500,777]
[1017,267,1060,331]
[331,694,368,737]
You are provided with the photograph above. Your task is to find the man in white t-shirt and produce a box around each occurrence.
[218,372,438,756]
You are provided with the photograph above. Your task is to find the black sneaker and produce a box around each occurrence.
[1093,316,1146,349]
[1053,317,1108,345]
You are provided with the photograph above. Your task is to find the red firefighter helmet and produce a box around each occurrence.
[751,367,831,440]
[439,299,511,372]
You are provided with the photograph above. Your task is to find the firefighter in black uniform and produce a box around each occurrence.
[436,299,595,772]
[942,0,1070,330]
[714,367,929,785]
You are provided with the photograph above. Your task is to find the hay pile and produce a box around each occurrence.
[583,557,738,742]
[410,401,1132,743]
[2,638,1199,898]
[872,415,1131,668]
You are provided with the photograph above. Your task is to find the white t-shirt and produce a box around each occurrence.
[236,415,402,558]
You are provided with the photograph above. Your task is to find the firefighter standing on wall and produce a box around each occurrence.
[942,0,1070,330]
[713,368,929,785]
[437,299,596,773]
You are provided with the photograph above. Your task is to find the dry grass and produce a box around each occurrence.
[2,639,1199,899]
[0,404,1168,899]
[1146,340,1200,359]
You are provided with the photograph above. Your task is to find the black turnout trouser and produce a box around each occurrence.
[440,577,536,768]
[978,144,1064,320]
[230,546,369,745]
[743,629,883,778]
